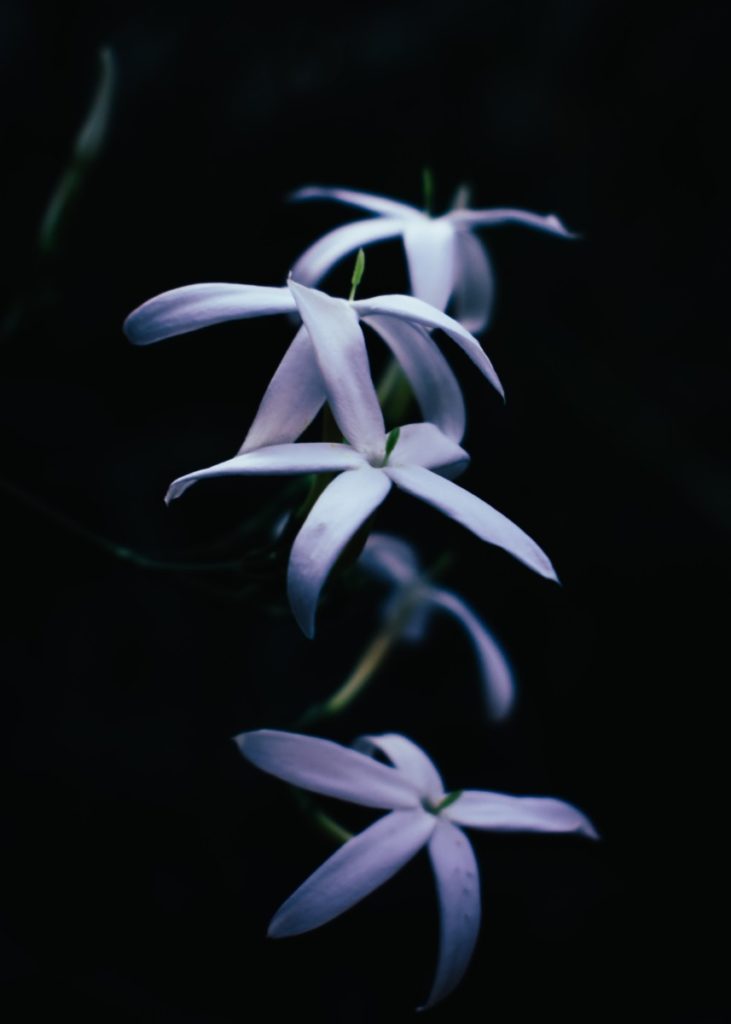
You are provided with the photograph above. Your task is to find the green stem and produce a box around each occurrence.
[422,167,435,215]
[376,357,404,406]
[289,788,353,844]
[316,620,401,718]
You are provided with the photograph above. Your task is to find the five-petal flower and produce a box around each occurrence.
[236,729,598,1009]
[360,532,516,720]
[124,276,505,449]
[290,185,575,333]
[163,308,558,638]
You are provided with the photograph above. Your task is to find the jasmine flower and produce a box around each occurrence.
[164,295,557,637]
[360,533,516,720]
[236,729,598,1009]
[290,185,575,333]
[124,276,503,449]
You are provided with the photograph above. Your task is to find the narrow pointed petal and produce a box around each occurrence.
[388,423,469,477]
[420,820,481,1010]
[239,327,326,453]
[402,219,457,312]
[451,231,495,334]
[288,282,386,455]
[123,283,295,345]
[287,468,392,637]
[289,218,406,288]
[236,731,422,810]
[447,207,576,238]
[268,808,436,938]
[428,589,516,720]
[354,294,504,400]
[353,734,444,802]
[165,443,366,503]
[445,790,599,838]
[364,315,466,442]
[290,185,423,220]
[359,532,421,585]
[385,465,558,582]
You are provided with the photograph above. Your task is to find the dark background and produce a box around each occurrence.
[1,1,728,1021]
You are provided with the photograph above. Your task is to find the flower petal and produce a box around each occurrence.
[446,207,576,238]
[428,588,516,720]
[402,219,457,312]
[451,231,495,334]
[290,185,423,220]
[420,820,481,1010]
[354,294,504,400]
[388,423,469,477]
[359,532,421,585]
[123,283,295,345]
[165,442,366,503]
[445,790,598,838]
[268,808,436,938]
[385,465,559,582]
[289,218,406,288]
[364,315,466,443]
[353,734,444,802]
[288,281,386,456]
[287,468,392,637]
[239,327,326,453]
[236,730,421,810]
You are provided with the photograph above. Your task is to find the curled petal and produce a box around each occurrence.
[354,734,444,802]
[288,282,386,456]
[239,327,326,452]
[445,790,599,838]
[364,315,466,443]
[287,468,392,638]
[290,185,423,220]
[236,730,421,810]
[451,231,495,335]
[385,465,559,582]
[428,589,516,721]
[402,219,457,312]
[165,442,366,503]
[389,423,469,478]
[289,218,405,288]
[354,294,504,400]
[446,207,577,238]
[268,808,436,937]
[421,820,481,1010]
[123,283,295,345]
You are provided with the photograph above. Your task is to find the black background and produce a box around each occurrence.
[1,1,729,1021]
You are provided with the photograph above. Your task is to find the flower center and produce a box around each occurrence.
[422,790,463,815]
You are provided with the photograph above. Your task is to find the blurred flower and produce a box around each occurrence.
[360,533,516,720]
[236,729,598,1009]
[164,292,557,637]
[124,276,504,449]
[290,185,575,333]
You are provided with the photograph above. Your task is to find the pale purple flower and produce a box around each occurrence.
[163,290,557,638]
[236,729,598,1009]
[124,276,505,448]
[290,185,575,333]
[360,533,516,720]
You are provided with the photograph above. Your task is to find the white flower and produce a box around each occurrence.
[124,276,505,449]
[360,533,516,720]
[236,729,598,1009]
[163,291,557,638]
[290,185,575,333]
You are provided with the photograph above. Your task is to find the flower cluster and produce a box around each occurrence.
[124,182,595,1008]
